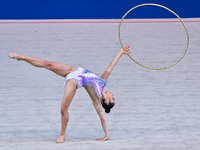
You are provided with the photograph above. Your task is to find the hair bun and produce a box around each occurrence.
[105,109,110,113]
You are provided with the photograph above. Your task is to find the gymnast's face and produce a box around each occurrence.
[105,91,115,104]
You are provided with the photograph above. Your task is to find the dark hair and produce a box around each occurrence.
[101,98,115,113]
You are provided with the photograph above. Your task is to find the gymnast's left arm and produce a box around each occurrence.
[96,111,109,141]
[92,100,109,141]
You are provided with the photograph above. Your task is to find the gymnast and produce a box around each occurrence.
[8,44,130,143]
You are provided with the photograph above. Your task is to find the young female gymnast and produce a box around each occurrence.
[8,44,130,143]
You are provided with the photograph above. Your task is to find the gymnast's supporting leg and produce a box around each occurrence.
[56,79,77,143]
[8,52,75,77]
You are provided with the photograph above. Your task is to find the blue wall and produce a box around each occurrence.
[0,0,199,19]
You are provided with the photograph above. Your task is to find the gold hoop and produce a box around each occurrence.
[118,3,189,70]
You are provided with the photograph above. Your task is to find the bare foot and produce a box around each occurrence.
[56,135,66,144]
[96,136,109,141]
[8,52,19,60]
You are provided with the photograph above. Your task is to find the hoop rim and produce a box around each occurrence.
[118,3,189,70]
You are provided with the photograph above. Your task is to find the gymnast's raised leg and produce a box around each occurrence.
[8,52,76,77]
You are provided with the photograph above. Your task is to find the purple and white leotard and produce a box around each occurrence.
[64,67,107,98]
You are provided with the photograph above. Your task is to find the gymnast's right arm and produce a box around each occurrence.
[101,44,131,80]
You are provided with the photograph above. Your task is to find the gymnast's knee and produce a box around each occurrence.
[60,105,68,116]
[44,60,52,69]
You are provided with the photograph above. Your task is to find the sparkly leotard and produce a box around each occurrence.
[64,67,107,98]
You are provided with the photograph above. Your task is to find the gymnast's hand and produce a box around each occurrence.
[96,135,109,141]
[121,44,131,54]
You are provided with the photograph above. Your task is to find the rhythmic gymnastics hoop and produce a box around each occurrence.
[118,3,189,70]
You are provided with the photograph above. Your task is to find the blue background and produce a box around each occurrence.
[0,0,199,19]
